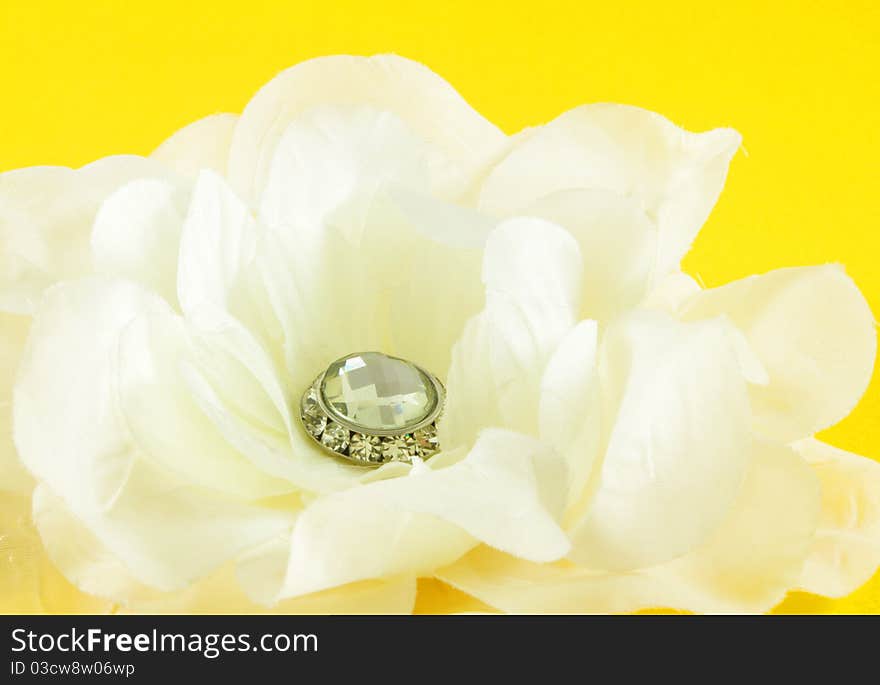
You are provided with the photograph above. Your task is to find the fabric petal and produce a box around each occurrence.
[177,170,257,318]
[179,309,374,495]
[13,278,294,590]
[31,484,159,605]
[116,309,293,498]
[92,178,188,305]
[228,54,506,204]
[185,310,292,436]
[0,156,170,314]
[439,442,819,614]
[181,306,374,496]
[182,360,367,494]
[151,113,238,179]
[522,189,657,321]
[0,492,43,612]
[0,489,112,613]
[270,429,569,599]
[794,438,880,598]
[14,278,169,508]
[182,563,416,614]
[641,272,702,314]
[358,189,491,376]
[568,311,751,570]
[254,106,432,373]
[32,482,415,613]
[681,265,877,442]
[266,577,417,615]
[176,172,290,400]
[0,312,32,494]
[480,104,740,275]
[259,105,430,236]
[255,224,380,392]
[442,218,582,449]
[538,320,601,510]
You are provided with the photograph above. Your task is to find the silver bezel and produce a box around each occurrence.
[314,351,446,437]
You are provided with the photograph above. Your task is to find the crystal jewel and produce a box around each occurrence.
[301,387,327,437]
[414,424,440,458]
[350,433,383,463]
[321,352,438,432]
[302,411,327,438]
[320,421,350,454]
[382,434,417,462]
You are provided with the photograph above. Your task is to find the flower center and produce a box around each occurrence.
[300,352,444,465]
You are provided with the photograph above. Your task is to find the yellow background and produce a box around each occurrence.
[1,1,878,613]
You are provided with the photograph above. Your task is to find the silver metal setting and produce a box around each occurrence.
[299,351,445,466]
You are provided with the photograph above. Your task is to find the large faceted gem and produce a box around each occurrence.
[320,352,438,432]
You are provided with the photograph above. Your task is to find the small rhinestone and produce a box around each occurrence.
[301,411,327,437]
[350,433,383,463]
[382,434,417,462]
[300,385,327,437]
[302,385,322,417]
[321,421,350,454]
[414,424,440,458]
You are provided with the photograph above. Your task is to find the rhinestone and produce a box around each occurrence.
[301,411,327,438]
[414,424,440,458]
[382,434,417,462]
[350,433,383,463]
[300,386,327,437]
[321,352,438,432]
[302,385,322,417]
[320,421,350,454]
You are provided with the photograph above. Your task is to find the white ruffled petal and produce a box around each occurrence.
[480,104,740,275]
[13,278,293,590]
[31,485,415,612]
[255,226,379,392]
[259,106,430,235]
[182,360,367,494]
[177,170,258,318]
[36,486,408,614]
[268,429,569,599]
[267,577,417,615]
[0,156,170,314]
[439,442,819,614]
[0,492,110,613]
[658,440,819,612]
[186,309,292,435]
[210,558,417,614]
[229,54,506,204]
[522,189,657,321]
[180,305,371,495]
[176,171,286,362]
[14,278,169,508]
[538,320,601,510]
[794,439,880,598]
[151,113,238,179]
[0,312,32,494]
[116,309,292,499]
[442,218,582,448]
[640,272,702,314]
[254,107,432,372]
[32,461,293,592]
[682,265,877,442]
[360,189,491,377]
[249,107,454,381]
[92,178,188,305]
[32,484,158,605]
[568,311,751,570]
[0,492,44,612]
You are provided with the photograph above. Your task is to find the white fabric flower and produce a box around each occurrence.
[1,55,877,614]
